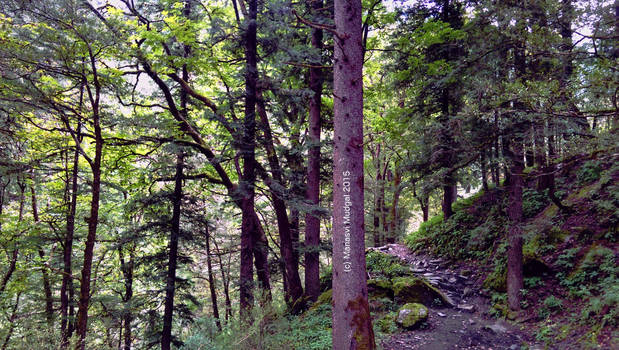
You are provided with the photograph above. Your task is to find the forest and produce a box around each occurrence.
[0,0,617,349]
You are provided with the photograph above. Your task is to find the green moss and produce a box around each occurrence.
[395,303,428,329]
[312,289,332,309]
[392,277,452,306]
[367,279,394,299]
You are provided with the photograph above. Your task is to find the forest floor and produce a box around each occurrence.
[378,244,542,350]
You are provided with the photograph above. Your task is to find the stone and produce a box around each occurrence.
[483,323,507,334]
[392,276,455,307]
[395,303,428,329]
[462,287,473,297]
[367,278,394,299]
[457,304,476,313]
[448,276,457,284]
[468,318,475,325]
[437,312,447,317]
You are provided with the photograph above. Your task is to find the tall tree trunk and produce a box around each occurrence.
[505,136,524,310]
[0,180,21,294]
[118,243,134,350]
[75,53,104,349]
[388,166,401,243]
[61,124,81,347]
[205,226,221,330]
[240,0,259,317]
[304,0,324,301]
[161,152,184,350]
[30,184,54,326]
[506,20,527,311]
[372,144,383,247]
[481,150,489,191]
[255,91,304,306]
[332,0,375,348]
[213,237,232,321]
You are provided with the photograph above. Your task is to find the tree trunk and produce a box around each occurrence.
[506,21,527,311]
[161,152,184,350]
[255,91,303,306]
[506,138,524,310]
[388,166,401,243]
[304,0,324,301]
[118,242,134,350]
[372,144,382,247]
[205,226,221,330]
[61,127,80,347]
[481,150,489,191]
[332,0,375,348]
[0,180,21,294]
[75,64,103,350]
[213,237,232,321]
[240,0,259,317]
[442,178,455,219]
[30,184,54,326]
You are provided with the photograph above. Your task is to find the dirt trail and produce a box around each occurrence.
[376,244,541,350]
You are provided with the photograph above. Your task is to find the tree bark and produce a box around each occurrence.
[0,180,21,294]
[30,184,54,326]
[506,137,524,310]
[388,166,401,243]
[161,152,184,350]
[61,124,81,347]
[332,0,375,348]
[118,244,134,350]
[75,50,104,349]
[372,144,382,247]
[205,226,221,330]
[213,236,232,321]
[240,0,259,317]
[304,0,324,301]
[255,91,303,306]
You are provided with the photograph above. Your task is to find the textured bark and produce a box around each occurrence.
[213,237,232,321]
[161,153,184,350]
[75,53,103,349]
[205,226,221,330]
[256,91,303,305]
[372,144,382,247]
[118,244,134,350]
[332,0,375,348]
[506,138,524,310]
[480,150,489,191]
[506,20,527,311]
[388,167,401,243]
[30,185,54,326]
[0,181,20,294]
[61,128,80,347]
[240,0,259,317]
[304,0,324,301]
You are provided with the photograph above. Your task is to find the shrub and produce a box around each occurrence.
[576,160,602,185]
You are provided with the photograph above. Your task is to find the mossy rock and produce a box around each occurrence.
[392,277,454,307]
[395,303,428,329]
[310,289,332,310]
[368,278,394,299]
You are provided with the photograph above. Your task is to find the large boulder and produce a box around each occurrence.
[395,303,428,329]
[392,276,454,307]
[367,278,394,299]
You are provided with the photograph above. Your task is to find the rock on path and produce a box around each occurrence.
[372,244,538,350]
